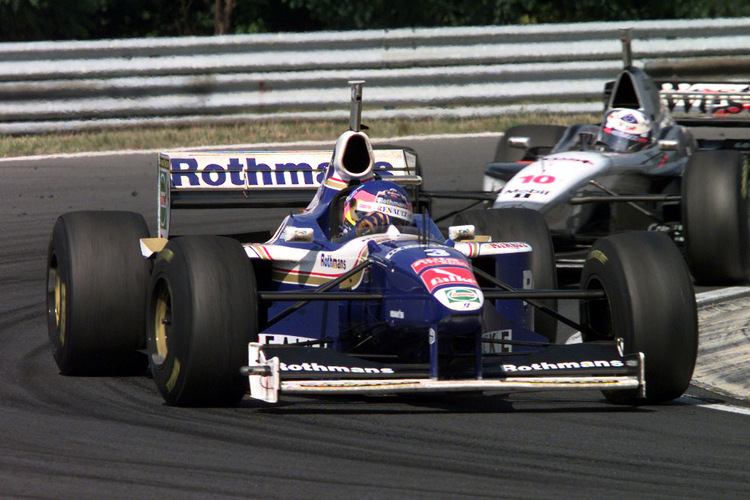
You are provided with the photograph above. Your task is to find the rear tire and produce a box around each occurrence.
[494,125,566,162]
[580,232,697,404]
[46,211,150,375]
[146,236,258,407]
[453,208,558,342]
[682,150,750,284]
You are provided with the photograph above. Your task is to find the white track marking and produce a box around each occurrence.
[679,395,750,417]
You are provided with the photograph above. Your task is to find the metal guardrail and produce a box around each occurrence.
[1,18,749,134]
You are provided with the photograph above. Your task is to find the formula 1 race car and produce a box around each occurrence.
[47,82,698,408]
[481,35,750,285]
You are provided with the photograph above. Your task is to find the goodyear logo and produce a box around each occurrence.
[588,249,608,265]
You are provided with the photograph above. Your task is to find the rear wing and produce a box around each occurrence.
[157,149,418,238]
[658,81,750,123]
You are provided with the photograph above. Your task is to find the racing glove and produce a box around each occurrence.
[355,212,392,236]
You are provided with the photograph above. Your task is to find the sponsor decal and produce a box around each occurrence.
[433,286,484,311]
[389,310,405,319]
[166,152,407,189]
[450,225,474,240]
[486,242,532,251]
[411,257,470,274]
[504,188,551,198]
[166,358,181,393]
[170,156,327,188]
[445,287,481,304]
[283,227,314,242]
[155,248,174,264]
[259,333,317,346]
[320,253,347,270]
[587,249,608,265]
[295,381,415,388]
[661,82,750,116]
[503,360,625,372]
[540,157,594,166]
[280,362,395,374]
[420,266,479,293]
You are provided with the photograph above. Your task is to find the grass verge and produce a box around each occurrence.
[0,113,599,158]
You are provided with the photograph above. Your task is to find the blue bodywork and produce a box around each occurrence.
[248,161,546,379]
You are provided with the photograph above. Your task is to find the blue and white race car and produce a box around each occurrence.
[46,82,698,407]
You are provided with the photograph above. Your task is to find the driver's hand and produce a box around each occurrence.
[355,212,391,236]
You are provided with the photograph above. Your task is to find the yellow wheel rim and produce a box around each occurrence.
[153,284,171,364]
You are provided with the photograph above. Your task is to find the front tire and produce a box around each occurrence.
[580,232,697,404]
[146,236,258,407]
[453,208,558,341]
[682,150,750,284]
[46,211,150,375]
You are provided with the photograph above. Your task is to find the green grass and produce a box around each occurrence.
[0,113,599,158]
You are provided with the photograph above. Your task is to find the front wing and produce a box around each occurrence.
[242,343,645,403]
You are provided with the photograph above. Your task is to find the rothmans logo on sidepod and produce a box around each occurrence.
[320,253,347,270]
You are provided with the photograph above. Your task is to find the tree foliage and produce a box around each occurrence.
[1,0,750,41]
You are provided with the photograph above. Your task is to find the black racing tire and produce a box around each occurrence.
[494,125,567,163]
[682,150,750,284]
[453,208,558,342]
[146,236,258,407]
[580,232,698,405]
[46,211,150,375]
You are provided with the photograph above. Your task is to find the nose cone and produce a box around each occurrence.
[495,152,609,207]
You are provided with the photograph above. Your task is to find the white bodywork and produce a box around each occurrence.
[493,152,611,207]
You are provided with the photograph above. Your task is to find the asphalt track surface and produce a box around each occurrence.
[2,134,750,498]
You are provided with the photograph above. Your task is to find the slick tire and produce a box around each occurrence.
[453,208,558,342]
[494,125,566,163]
[46,211,150,375]
[580,232,698,404]
[147,236,258,407]
[682,150,750,284]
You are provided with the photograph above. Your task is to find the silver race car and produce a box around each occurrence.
[480,34,750,285]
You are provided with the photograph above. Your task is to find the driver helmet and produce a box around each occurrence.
[341,180,413,236]
[599,108,653,152]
